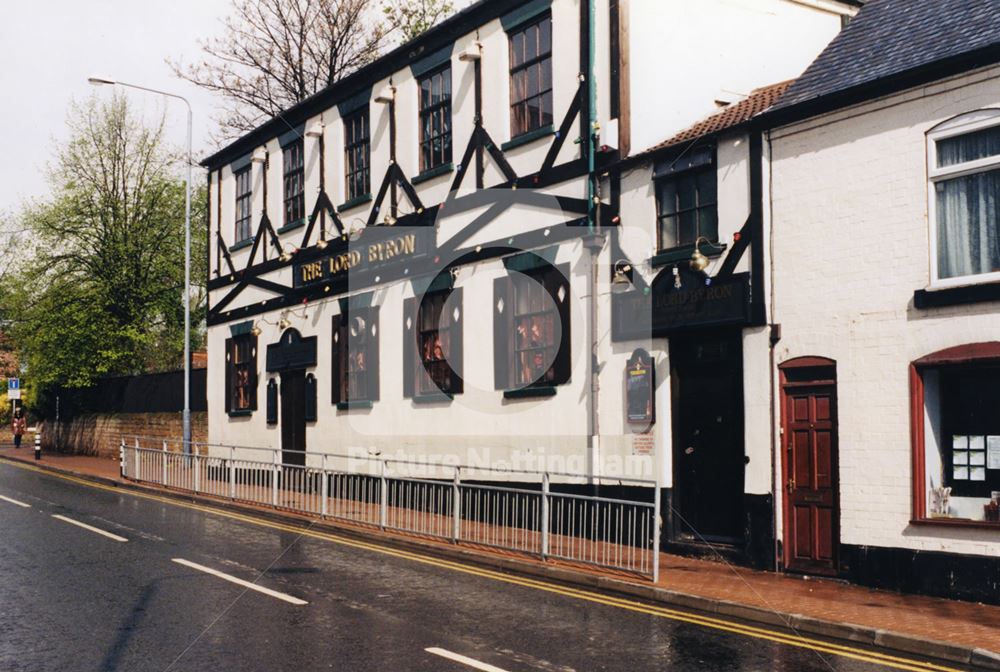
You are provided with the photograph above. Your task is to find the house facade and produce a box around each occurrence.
[201,0,856,569]
[764,0,1000,602]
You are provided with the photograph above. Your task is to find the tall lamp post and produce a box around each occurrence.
[89,77,193,455]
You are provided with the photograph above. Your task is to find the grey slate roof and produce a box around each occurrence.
[772,0,1000,114]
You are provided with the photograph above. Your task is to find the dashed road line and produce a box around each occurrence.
[51,514,129,542]
[171,558,308,605]
[0,494,30,508]
[426,648,511,672]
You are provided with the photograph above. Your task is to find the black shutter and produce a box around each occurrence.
[493,277,511,390]
[249,336,259,410]
[331,315,343,405]
[403,296,417,398]
[368,306,380,401]
[266,378,278,424]
[551,265,572,385]
[449,288,464,395]
[304,373,318,421]
[224,337,234,412]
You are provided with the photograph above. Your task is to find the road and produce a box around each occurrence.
[0,461,968,672]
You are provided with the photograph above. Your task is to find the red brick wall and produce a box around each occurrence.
[41,412,208,459]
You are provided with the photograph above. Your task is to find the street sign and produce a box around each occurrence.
[7,378,20,400]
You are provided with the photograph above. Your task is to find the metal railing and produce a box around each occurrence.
[119,435,661,580]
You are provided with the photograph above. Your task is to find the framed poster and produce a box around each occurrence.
[625,349,655,424]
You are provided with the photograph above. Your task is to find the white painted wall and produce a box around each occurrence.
[628,0,850,155]
[770,65,1000,557]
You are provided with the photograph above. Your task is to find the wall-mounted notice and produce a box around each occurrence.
[987,436,1000,470]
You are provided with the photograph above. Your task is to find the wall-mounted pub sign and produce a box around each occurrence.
[625,348,654,424]
[293,227,433,288]
[612,269,752,341]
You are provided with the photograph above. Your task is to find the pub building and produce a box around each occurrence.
[201,0,856,571]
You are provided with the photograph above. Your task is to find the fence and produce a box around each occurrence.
[119,435,661,581]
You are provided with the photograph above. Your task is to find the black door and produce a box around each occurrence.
[280,369,306,467]
[670,331,745,544]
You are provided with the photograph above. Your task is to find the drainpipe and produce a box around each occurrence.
[581,0,603,489]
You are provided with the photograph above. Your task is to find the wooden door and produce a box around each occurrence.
[782,371,839,575]
[280,369,306,467]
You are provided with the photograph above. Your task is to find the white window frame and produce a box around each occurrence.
[926,108,1000,289]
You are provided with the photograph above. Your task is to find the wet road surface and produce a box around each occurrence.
[0,461,969,672]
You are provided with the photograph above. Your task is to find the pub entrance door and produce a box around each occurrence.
[670,330,746,544]
[280,369,306,468]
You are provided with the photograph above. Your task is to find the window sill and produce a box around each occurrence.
[501,125,555,152]
[338,193,372,212]
[910,517,1000,530]
[227,409,253,417]
[650,242,726,268]
[229,238,254,252]
[412,391,454,404]
[914,281,1000,309]
[337,400,373,411]
[277,218,306,234]
[503,386,557,400]
[411,162,454,185]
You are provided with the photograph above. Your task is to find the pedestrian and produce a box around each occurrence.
[11,407,26,449]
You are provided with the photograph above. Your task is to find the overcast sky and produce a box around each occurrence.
[0,0,233,212]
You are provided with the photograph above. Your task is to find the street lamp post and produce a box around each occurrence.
[89,77,193,455]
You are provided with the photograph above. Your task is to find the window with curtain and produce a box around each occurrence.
[225,333,257,414]
[331,307,379,405]
[508,15,553,138]
[929,113,1000,283]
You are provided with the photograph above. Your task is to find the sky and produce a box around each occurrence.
[0,0,233,212]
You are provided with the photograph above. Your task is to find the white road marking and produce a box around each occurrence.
[171,558,308,605]
[0,495,30,508]
[425,648,511,672]
[51,514,128,542]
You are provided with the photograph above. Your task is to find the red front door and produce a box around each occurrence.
[782,377,839,575]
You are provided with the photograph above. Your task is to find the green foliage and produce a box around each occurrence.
[1,94,207,394]
[382,0,455,41]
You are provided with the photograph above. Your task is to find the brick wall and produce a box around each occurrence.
[40,412,208,459]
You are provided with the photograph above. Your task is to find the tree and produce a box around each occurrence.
[383,0,455,42]
[2,94,206,390]
[170,0,386,138]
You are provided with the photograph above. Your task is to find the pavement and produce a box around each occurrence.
[1,443,999,670]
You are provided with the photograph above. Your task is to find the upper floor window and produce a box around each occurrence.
[283,139,305,227]
[344,109,371,202]
[509,15,553,138]
[656,150,717,251]
[234,166,253,243]
[331,307,379,406]
[928,111,1000,285]
[493,263,570,392]
[403,289,464,399]
[225,333,257,414]
[419,66,453,172]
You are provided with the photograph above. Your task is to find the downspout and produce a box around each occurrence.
[582,0,604,489]
[766,128,781,573]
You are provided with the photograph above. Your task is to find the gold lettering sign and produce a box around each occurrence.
[300,261,324,284]
[295,232,423,287]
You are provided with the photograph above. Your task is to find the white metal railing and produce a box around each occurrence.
[119,435,661,580]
